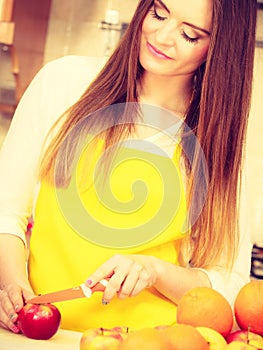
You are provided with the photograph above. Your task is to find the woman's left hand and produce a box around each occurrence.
[86,254,159,304]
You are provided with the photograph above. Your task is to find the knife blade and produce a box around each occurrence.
[27,279,108,304]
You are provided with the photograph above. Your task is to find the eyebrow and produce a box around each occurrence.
[183,22,210,36]
[155,0,211,36]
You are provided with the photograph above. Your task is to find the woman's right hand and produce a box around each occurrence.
[0,283,35,333]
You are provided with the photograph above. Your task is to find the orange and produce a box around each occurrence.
[234,280,263,336]
[161,323,209,350]
[176,287,233,337]
[118,328,169,350]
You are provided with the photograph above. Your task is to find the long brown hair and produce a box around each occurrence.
[40,0,257,268]
[184,0,257,268]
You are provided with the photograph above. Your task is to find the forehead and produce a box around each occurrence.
[158,0,213,31]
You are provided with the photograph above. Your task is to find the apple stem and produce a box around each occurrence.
[247,326,251,344]
[100,327,104,336]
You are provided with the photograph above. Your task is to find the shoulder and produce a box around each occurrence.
[40,55,108,88]
[16,56,108,132]
[32,55,108,118]
[42,55,107,75]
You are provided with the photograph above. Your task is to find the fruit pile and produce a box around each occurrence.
[80,280,263,349]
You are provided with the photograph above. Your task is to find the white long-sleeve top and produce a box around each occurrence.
[0,55,252,306]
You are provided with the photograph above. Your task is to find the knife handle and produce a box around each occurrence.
[90,279,109,293]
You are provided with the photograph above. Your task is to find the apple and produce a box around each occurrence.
[225,340,260,349]
[80,327,128,350]
[227,330,263,349]
[154,324,170,331]
[196,326,227,350]
[16,303,61,340]
[110,326,130,335]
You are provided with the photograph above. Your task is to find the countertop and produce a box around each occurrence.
[0,327,82,350]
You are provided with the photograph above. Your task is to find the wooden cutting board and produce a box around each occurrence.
[0,327,82,350]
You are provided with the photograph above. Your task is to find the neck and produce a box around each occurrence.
[138,71,194,118]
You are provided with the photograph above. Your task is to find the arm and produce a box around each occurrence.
[0,56,108,332]
[149,257,211,303]
[0,61,58,333]
[0,235,34,333]
[195,167,252,307]
[86,253,211,304]
[0,65,49,332]
[86,219,250,306]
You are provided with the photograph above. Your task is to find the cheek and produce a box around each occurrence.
[141,14,156,38]
[200,46,209,62]
[189,43,209,65]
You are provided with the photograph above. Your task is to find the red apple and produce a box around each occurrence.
[196,326,227,350]
[110,326,130,334]
[226,330,263,348]
[225,341,261,349]
[80,327,128,350]
[16,303,61,340]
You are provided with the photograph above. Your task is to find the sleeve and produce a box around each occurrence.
[0,64,53,245]
[193,168,252,307]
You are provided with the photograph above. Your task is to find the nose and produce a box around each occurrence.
[155,19,177,46]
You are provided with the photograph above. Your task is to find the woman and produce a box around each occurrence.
[0,0,257,333]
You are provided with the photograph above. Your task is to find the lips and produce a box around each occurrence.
[146,42,173,60]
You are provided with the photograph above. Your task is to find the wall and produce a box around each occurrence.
[44,0,138,63]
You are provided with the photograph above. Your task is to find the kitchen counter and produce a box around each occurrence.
[0,327,82,350]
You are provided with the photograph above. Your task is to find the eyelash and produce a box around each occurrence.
[149,7,199,45]
[181,31,199,44]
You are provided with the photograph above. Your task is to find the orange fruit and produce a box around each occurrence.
[118,328,169,350]
[176,287,233,337]
[234,280,263,336]
[161,324,209,350]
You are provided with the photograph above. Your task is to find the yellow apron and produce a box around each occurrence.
[28,138,187,332]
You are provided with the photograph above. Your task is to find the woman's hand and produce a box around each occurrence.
[0,283,35,333]
[86,254,160,304]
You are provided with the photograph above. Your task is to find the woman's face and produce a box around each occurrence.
[139,0,212,79]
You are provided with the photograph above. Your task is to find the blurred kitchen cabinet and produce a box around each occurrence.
[13,0,52,101]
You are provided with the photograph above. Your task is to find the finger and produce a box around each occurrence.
[0,289,18,321]
[102,268,129,302]
[0,320,9,330]
[23,288,37,304]
[0,291,20,333]
[1,318,21,334]
[117,266,142,299]
[129,269,152,297]
[86,255,122,287]
[100,256,137,302]
[5,285,24,313]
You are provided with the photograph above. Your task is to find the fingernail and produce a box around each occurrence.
[86,279,92,285]
[102,299,109,305]
[12,325,20,333]
[15,305,20,311]
[10,313,16,321]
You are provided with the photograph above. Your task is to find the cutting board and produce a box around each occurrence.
[0,327,82,350]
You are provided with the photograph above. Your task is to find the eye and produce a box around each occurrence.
[181,30,199,44]
[149,4,168,21]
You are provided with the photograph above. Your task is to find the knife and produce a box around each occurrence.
[27,279,109,304]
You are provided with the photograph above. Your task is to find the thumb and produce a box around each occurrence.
[22,287,36,302]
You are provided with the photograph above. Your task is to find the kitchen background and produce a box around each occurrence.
[0,1,263,255]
